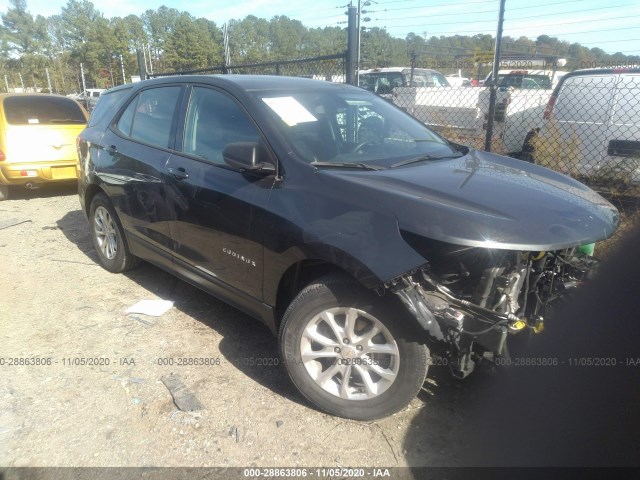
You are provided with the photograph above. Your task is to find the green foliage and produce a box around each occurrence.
[0,1,638,94]
[164,13,223,71]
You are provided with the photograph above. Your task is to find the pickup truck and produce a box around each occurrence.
[392,69,568,156]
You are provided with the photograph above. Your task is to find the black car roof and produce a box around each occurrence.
[105,75,358,95]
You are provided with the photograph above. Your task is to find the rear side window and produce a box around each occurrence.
[2,96,86,125]
[554,75,616,123]
[116,86,182,149]
[88,87,132,127]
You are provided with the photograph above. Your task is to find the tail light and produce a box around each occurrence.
[543,95,557,120]
[0,149,5,162]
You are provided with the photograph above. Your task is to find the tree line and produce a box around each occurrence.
[1,0,638,93]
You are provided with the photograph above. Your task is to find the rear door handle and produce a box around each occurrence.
[167,167,189,180]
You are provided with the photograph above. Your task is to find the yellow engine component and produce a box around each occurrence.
[510,319,527,331]
[533,317,545,333]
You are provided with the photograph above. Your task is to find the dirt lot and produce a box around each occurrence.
[0,185,488,470]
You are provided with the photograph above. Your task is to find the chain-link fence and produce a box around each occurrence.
[385,66,640,256]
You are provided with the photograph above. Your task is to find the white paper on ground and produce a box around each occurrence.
[125,299,174,317]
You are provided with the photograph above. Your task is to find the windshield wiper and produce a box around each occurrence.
[390,152,464,168]
[312,161,383,171]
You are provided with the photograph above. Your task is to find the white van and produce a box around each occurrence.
[532,68,640,187]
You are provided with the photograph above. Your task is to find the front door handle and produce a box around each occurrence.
[105,145,117,155]
[167,167,189,180]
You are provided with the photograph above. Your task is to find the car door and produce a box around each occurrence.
[605,73,640,183]
[551,74,617,177]
[99,84,184,266]
[164,85,275,301]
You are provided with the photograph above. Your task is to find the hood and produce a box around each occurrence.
[318,149,619,251]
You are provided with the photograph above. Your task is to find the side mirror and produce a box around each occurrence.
[222,142,276,175]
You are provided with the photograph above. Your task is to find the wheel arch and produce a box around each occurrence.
[83,182,106,217]
[273,259,351,330]
[271,258,424,338]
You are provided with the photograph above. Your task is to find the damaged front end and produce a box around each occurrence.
[389,240,597,378]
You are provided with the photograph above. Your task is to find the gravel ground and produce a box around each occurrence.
[0,184,487,470]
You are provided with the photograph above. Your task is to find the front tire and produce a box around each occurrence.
[89,193,140,273]
[279,274,429,420]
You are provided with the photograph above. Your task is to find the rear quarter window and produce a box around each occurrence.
[3,96,86,125]
[88,87,132,127]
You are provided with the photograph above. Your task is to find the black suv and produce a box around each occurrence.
[78,75,618,420]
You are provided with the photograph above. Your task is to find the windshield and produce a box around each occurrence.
[255,88,460,167]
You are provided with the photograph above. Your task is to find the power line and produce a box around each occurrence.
[519,25,639,37]
[509,0,597,11]
[503,14,640,31]
[381,13,640,30]
[583,38,640,45]
[373,0,497,9]
[370,0,605,21]
[279,2,348,18]
[505,4,634,21]
[375,0,496,5]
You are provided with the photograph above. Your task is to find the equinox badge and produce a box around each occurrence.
[223,247,256,267]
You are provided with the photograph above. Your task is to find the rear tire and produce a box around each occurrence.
[279,274,428,420]
[0,184,9,201]
[89,193,140,273]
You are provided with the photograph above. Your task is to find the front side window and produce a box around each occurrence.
[182,87,260,164]
[3,96,86,125]
[116,86,182,149]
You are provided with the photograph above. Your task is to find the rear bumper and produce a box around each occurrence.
[0,160,79,185]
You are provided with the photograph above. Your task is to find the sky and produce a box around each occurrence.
[5,0,640,56]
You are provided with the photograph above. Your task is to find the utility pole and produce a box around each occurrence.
[136,49,147,80]
[45,68,52,93]
[484,0,506,152]
[147,44,153,75]
[346,5,358,85]
[120,54,126,84]
[80,63,87,94]
[357,0,361,85]
[223,23,231,70]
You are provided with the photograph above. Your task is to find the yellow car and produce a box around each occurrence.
[0,93,88,200]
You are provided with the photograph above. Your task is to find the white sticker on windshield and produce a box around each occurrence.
[263,97,317,126]
[28,118,39,124]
